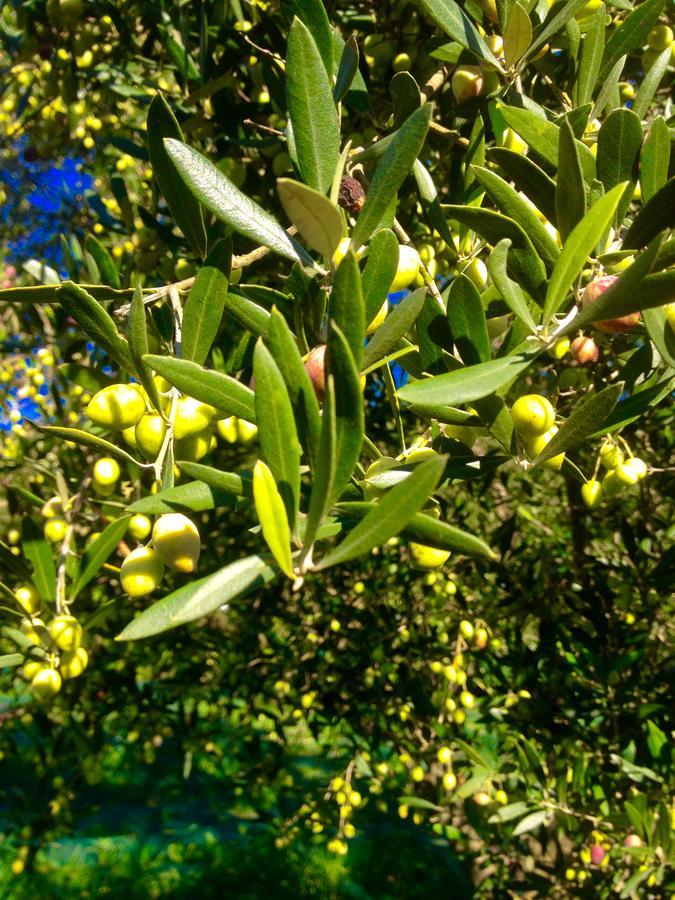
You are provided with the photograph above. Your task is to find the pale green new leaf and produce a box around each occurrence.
[277,178,343,259]
[253,461,294,579]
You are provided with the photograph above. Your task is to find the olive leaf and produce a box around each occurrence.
[253,461,295,579]
[277,178,344,259]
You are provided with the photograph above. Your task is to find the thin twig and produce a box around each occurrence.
[56,475,91,614]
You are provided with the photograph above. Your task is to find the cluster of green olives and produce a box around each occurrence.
[120,513,201,597]
[14,584,88,701]
[511,394,565,470]
[582,439,648,509]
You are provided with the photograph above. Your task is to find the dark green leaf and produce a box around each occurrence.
[575,6,605,106]
[443,205,547,300]
[128,287,163,416]
[71,516,131,600]
[556,118,586,243]
[286,17,340,194]
[326,322,364,506]
[543,182,626,323]
[500,106,595,183]
[487,240,538,331]
[330,249,365,370]
[413,159,458,255]
[447,275,490,365]
[414,0,502,67]
[34,425,142,466]
[643,306,675,370]
[362,288,426,371]
[283,0,333,77]
[22,518,56,603]
[129,481,238,514]
[318,456,446,569]
[597,109,642,226]
[254,340,301,527]
[486,148,558,226]
[398,351,538,408]
[472,165,560,268]
[303,378,337,551]
[640,117,670,203]
[164,139,312,265]
[391,71,422,130]
[147,94,207,258]
[224,287,272,337]
[524,0,590,62]
[266,309,322,470]
[57,282,134,374]
[362,228,400,324]
[84,233,120,289]
[623,178,675,250]
[117,554,278,639]
[598,0,665,83]
[631,47,671,120]
[334,35,359,103]
[351,104,432,248]
[182,239,231,366]
[277,178,343,259]
[533,383,623,467]
[145,355,255,421]
[173,462,253,499]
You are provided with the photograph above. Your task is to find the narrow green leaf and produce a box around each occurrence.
[84,233,120,289]
[631,47,671,120]
[173,462,253,499]
[413,159,458,255]
[318,456,445,569]
[398,351,538,408]
[640,117,670,203]
[57,282,134,374]
[542,183,626,324]
[330,249,365,370]
[589,377,673,437]
[334,35,359,102]
[591,54,626,120]
[362,228,400,324]
[129,482,238,514]
[472,165,560,268]
[524,0,590,62]
[34,424,143,466]
[253,461,294,578]
[286,17,340,194]
[266,309,322,470]
[443,205,547,300]
[283,0,333,76]
[556,118,586,243]
[486,148,557,226]
[71,516,131,600]
[487,240,538,332]
[128,287,163,416]
[22,518,56,603]
[145,355,255,422]
[362,288,426,371]
[351,104,432,248]
[164,139,312,265]
[575,5,605,106]
[277,178,343,259]
[414,0,502,67]
[337,503,497,559]
[597,108,642,226]
[447,275,490,365]
[182,239,231,366]
[598,0,665,83]
[253,340,301,527]
[117,554,278,639]
[224,287,272,337]
[500,106,595,183]
[303,378,337,551]
[147,94,207,258]
[391,71,422,131]
[326,322,364,506]
[533,383,623,467]
[623,178,675,250]
[503,3,531,68]
[643,306,675,370]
